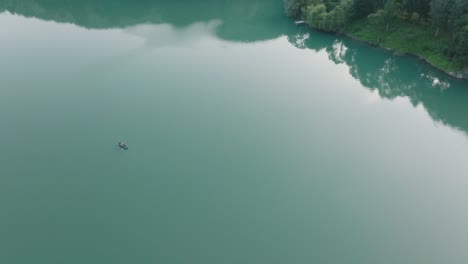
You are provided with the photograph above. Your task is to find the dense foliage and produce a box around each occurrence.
[284,0,468,69]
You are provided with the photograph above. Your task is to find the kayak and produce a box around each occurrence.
[118,142,128,150]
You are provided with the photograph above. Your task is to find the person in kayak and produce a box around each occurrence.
[119,141,128,150]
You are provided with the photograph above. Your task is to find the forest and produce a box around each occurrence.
[284,0,468,73]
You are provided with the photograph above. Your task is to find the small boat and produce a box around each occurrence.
[294,20,306,25]
[118,141,128,150]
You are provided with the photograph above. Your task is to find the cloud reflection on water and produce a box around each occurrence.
[124,20,222,48]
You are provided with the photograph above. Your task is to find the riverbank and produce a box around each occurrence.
[298,27,468,80]
[299,19,467,80]
[346,19,467,80]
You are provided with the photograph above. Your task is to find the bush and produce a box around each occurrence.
[410,12,420,24]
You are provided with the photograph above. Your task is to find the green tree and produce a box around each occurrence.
[453,13,468,65]
[367,0,401,33]
[430,0,451,37]
[284,0,304,18]
[402,0,431,18]
[448,0,468,38]
[352,0,375,19]
[306,3,327,29]
[301,0,353,32]
[335,0,353,32]
[382,0,402,31]
[368,9,385,42]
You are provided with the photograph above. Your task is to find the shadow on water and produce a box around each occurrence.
[2,0,467,134]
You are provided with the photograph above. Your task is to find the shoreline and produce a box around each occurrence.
[298,22,468,81]
[342,32,468,81]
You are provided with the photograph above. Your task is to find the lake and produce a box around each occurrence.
[1,1,468,263]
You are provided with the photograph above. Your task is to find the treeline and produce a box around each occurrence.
[284,0,468,68]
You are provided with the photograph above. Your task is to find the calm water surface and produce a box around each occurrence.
[1,1,468,263]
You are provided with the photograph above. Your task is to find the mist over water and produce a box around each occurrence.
[1,1,468,264]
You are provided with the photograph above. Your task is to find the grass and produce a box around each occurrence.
[346,19,463,72]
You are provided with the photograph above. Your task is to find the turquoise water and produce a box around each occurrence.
[1,1,468,263]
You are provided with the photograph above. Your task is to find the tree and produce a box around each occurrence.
[368,9,385,42]
[352,0,375,19]
[430,0,451,37]
[402,0,431,18]
[367,0,401,34]
[382,0,401,31]
[448,0,468,39]
[306,3,327,29]
[333,0,353,31]
[453,13,468,65]
[284,0,304,18]
[300,0,353,32]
